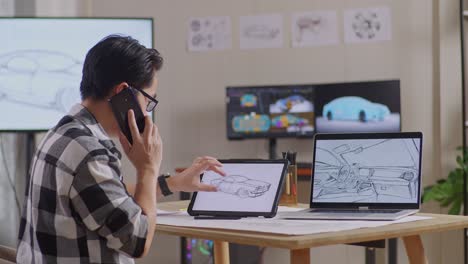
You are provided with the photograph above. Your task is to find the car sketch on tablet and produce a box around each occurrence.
[211,175,271,198]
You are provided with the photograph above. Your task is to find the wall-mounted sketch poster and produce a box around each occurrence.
[291,11,339,47]
[344,7,392,43]
[191,163,285,212]
[314,80,400,133]
[188,16,232,52]
[0,18,153,131]
[239,14,283,49]
[313,137,421,204]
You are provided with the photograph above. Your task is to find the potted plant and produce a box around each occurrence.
[422,147,466,215]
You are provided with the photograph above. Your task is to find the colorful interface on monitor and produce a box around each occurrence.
[226,85,315,138]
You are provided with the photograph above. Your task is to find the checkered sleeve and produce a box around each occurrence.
[69,153,148,258]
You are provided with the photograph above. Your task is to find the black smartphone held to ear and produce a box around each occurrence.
[109,88,145,145]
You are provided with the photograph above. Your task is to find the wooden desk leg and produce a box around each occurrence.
[403,235,428,264]
[213,241,230,264]
[291,248,310,264]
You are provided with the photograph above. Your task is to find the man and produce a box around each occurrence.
[17,35,225,263]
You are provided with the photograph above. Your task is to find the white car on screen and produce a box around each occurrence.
[0,50,82,112]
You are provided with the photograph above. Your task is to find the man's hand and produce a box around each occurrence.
[119,110,162,176]
[118,110,162,257]
[168,156,226,192]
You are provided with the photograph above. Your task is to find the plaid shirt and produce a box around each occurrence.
[17,104,148,264]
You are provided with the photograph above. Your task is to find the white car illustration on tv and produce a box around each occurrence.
[211,175,271,198]
[322,96,391,122]
[0,50,82,112]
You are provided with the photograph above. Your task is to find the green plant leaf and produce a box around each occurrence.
[440,182,455,196]
[422,189,436,202]
[454,180,463,193]
[436,179,446,185]
[448,198,462,215]
[440,196,455,207]
[422,148,468,210]
[449,170,460,181]
[429,185,450,202]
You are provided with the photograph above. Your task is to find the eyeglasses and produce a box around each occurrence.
[130,86,159,112]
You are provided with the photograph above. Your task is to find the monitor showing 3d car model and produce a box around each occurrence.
[226,85,316,139]
[314,80,401,133]
[0,18,153,131]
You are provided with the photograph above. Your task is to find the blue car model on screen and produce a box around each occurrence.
[322,96,390,122]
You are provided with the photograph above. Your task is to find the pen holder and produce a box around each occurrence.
[279,164,298,206]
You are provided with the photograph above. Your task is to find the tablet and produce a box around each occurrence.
[188,159,289,218]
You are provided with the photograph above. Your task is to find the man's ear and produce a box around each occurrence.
[110,82,128,97]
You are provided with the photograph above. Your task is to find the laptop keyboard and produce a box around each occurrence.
[311,209,403,214]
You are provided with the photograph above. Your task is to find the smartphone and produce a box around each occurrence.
[109,88,145,144]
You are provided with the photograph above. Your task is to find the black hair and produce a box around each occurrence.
[80,35,163,100]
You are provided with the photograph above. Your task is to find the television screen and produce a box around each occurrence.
[0,18,153,131]
[226,85,315,139]
[314,80,401,133]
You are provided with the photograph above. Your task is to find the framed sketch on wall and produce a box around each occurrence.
[344,7,392,43]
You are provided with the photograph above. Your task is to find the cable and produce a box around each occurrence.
[0,134,21,216]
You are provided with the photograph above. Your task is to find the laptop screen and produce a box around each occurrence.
[312,134,422,206]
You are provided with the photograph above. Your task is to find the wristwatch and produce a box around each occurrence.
[158,173,173,196]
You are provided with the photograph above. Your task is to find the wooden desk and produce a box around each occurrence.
[157,201,468,264]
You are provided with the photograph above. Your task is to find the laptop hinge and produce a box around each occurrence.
[358,206,370,211]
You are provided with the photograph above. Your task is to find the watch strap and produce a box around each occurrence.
[158,174,173,196]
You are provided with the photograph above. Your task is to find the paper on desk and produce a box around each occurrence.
[156,207,299,216]
[157,213,431,235]
[277,206,305,213]
[157,209,187,216]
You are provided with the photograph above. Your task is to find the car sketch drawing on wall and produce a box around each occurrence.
[243,25,280,40]
[314,139,420,203]
[211,175,271,198]
[0,50,82,112]
[322,96,391,122]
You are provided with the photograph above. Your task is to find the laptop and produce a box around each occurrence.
[281,132,423,220]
